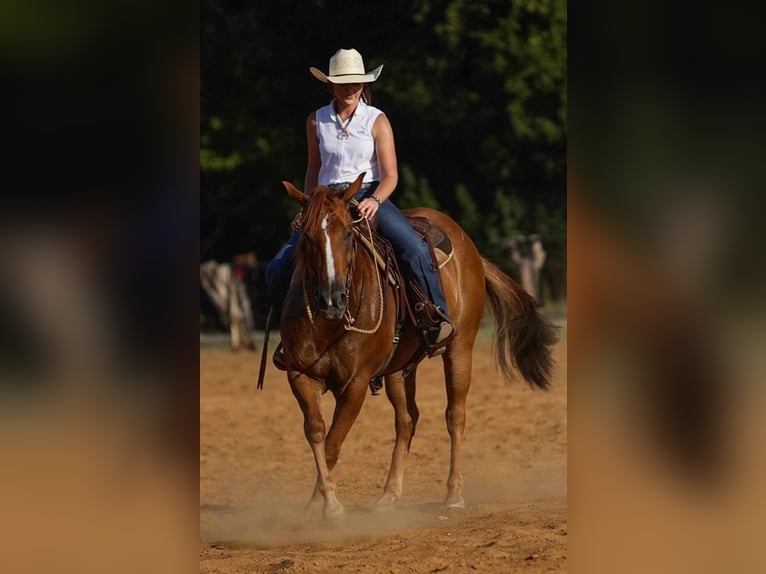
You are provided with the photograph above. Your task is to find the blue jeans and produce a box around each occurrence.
[265,231,300,304]
[266,182,450,317]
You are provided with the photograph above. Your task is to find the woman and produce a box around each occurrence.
[266,48,454,363]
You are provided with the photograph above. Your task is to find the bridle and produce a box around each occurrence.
[302,202,384,333]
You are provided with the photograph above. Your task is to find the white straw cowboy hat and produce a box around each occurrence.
[309,48,383,84]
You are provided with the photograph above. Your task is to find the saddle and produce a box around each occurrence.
[407,216,454,267]
[353,215,454,287]
[352,214,455,393]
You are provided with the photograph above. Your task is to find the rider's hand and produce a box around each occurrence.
[358,196,380,220]
[291,212,303,232]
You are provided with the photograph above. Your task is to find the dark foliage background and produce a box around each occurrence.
[201,0,566,321]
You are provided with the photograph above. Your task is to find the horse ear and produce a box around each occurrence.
[342,173,366,203]
[282,181,308,206]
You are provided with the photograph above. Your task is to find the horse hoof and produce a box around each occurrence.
[445,496,465,509]
[374,492,399,508]
[324,502,345,520]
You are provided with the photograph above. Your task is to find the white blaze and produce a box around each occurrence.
[321,216,336,299]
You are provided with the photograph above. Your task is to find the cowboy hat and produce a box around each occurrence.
[309,48,383,84]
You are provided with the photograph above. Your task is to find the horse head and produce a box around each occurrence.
[282,174,365,320]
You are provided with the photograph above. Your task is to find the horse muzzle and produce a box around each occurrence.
[316,287,348,320]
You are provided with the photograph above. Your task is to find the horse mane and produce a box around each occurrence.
[300,187,326,233]
[299,187,329,231]
[300,186,353,236]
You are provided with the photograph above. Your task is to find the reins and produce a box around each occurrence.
[343,210,385,333]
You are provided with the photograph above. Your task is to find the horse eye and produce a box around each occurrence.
[343,229,353,241]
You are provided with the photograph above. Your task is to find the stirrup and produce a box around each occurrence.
[272,342,287,371]
[369,376,384,395]
[426,320,455,357]
[413,300,455,357]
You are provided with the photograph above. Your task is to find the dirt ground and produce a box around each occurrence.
[200,326,567,573]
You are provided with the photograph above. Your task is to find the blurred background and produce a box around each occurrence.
[199,0,567,333]
[8,0,766,571]
[1,0,198,572]
[569,1,766,572]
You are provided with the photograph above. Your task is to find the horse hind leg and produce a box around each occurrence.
[443,339,473,509]
[290,373,344,518]
[376,370,419,507]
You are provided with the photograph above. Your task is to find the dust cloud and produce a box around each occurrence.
[201,497,445,547]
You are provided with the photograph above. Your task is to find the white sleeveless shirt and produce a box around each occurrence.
[316,100,384,186]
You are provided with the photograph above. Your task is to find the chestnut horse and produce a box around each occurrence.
[278,174,558,517]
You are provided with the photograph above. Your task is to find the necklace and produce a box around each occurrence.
[335,105,357,140]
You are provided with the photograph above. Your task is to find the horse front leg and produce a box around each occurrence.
[376,371,419,507]
[289,372,344,518]
[305,376,369,513]
[324,377,368,471]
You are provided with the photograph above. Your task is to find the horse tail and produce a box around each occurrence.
[481,257,559,390]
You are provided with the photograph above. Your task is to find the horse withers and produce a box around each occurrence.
[276,174,558,518]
